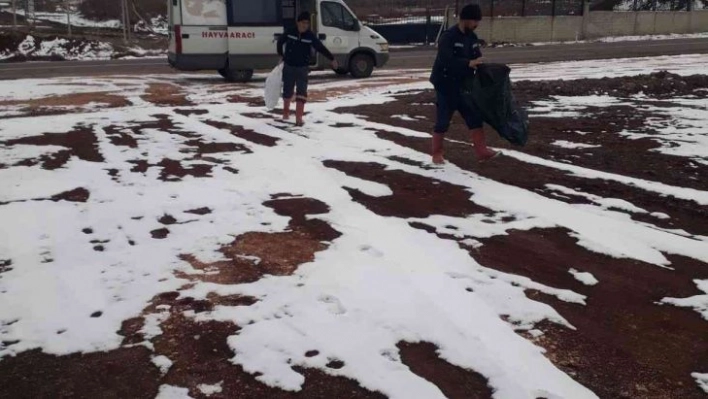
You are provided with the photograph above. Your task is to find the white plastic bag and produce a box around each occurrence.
[264,63,284,110]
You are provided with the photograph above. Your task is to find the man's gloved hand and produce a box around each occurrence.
[469,57,484,69]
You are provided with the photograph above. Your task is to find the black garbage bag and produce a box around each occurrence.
[463,63,529,146]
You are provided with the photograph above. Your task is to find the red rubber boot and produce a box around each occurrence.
[471,128,500,162]
[282,98,292,120]
[432,133,445,164]
[295,101,305,127]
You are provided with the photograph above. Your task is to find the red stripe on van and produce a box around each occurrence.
[175,25,183,54]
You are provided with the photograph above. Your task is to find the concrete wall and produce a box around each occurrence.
[552,16,583,42]
[635,12,658,35]
[445,10,708,43]
[691,11,708,32]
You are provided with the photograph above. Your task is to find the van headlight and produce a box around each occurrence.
[379,43,389,52]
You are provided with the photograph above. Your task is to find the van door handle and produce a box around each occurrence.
[319,34,327,40]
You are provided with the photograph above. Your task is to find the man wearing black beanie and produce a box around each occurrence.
[429,4,499,163]
[277,12,338,126]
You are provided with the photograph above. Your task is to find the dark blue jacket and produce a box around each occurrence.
[277,28,334,68]
[430,26,483,94]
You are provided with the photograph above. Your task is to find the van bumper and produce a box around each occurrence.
[376,52,390,68]
[168,52,227,71]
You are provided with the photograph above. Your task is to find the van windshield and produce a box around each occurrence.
[321,2,357,31]
[229,0,282,25]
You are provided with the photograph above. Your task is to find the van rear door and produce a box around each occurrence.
[168,0,184,56]
[226,0,283,70]
[178,0,228,69]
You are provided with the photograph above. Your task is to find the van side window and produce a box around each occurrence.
[228,0,282,26]
[321,2,357,31]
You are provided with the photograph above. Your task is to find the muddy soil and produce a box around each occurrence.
[337,73,708,193]
[1,72,707,399]
[330,72,708,398]
[0,197,383,399]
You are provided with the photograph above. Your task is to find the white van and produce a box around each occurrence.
[167,0,390,82]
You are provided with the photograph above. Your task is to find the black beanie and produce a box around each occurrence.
[460,4,482,21]
[297,12,310,22]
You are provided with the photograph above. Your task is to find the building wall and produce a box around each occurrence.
[446,10,708,43]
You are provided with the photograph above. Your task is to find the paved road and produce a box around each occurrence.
[0,38,706,80]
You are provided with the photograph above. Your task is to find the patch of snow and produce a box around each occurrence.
[527,32,708,46]
[693,372,708,394]
[152,355,173,375]
[156,385,193,399]
[140,312,170,341]
[0,144,66,165]
[661,280,708,320]
[546,185,648,214]
[502,149,708,206]
[2,58,708,398]
[11,9,121,28]
[528,329,544,338]
[551,140,601,149]
[534,93,708,170]
[597,32,708,42]
[391,114,417,122]
[197,382,224,396]
[8,34,114,61]
[651,212,671,220]
[512,54,708,81]
[568,269,599,286]
[620,98,708,164]
[0,78,122,101]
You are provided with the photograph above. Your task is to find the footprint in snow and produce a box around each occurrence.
[318,295,346,315]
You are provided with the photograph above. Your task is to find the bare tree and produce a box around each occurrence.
[120,0,132,43]
[120,0,127,42]
[125,0,131,42]
[11,0,17,31]
[58,0,79,37]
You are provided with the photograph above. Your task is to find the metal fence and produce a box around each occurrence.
[361,8,446,44]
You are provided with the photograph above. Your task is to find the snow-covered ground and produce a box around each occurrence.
[0,34,167,61]
[1,55,707,398]
[9,9,121,28]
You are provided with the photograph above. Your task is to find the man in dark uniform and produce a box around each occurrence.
[277,12,338,126]
[429,4,499,164]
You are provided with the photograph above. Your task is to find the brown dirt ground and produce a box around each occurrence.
[328,72,708,398]
[0,92,131,119]
[1,72,707,399]
[0,197,383,399]
[1,124,103,169]
[141,83,192,107]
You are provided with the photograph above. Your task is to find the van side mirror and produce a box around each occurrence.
[350,20,360,32]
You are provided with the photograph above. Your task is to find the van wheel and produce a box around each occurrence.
[220,68,254,83]
[349,53,374,79]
